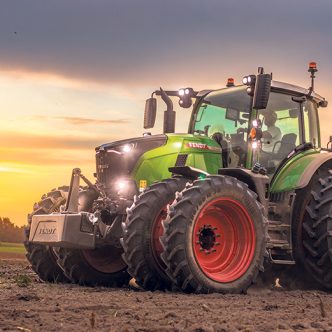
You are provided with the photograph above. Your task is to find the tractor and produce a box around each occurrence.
[25,84,225,285]
[26,63,331,294]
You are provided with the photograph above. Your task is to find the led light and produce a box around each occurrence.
[121,144,133,153]
[116,180,127,190]
[252,141,258,149]
[88,213,99,224]
[242,76,248,85]
[178,89,185,96]
[185,88,190,95]
[252,119,258,128]
[247,76,252,84]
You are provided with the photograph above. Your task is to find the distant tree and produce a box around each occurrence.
[0,217,25,243]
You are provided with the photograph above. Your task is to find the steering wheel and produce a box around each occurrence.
[237,128,246,134]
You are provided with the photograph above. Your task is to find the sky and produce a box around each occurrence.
[1,0,332,226]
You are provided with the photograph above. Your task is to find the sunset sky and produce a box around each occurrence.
[1,0,332,226]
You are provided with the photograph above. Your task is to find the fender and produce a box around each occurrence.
[270,150,332,192]
[298,152,332,188]
[218,168,269,206]
[169,166,210,180]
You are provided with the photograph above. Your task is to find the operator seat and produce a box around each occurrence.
[272,133,297,160]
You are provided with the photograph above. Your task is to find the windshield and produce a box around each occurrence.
[191,86,251,167]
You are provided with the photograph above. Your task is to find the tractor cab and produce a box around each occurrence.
[187,65,327,177]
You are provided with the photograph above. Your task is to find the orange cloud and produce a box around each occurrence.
[0,131,114,150]
[34,115,130,125]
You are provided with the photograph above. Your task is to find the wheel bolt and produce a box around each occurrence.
[215,242,220,246]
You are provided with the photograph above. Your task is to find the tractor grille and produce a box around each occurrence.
[175,154,188,167]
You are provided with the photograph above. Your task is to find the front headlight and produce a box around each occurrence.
[120,144,134,153]
[107,143,136,154]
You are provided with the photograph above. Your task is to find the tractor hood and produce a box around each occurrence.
[95,135,167,192]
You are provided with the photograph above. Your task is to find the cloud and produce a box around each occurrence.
[35,115,130,125]
[0,149,94,166]
[0,0,331,87]
[0,131,115,150]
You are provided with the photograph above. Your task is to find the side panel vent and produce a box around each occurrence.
[175,154,188,167]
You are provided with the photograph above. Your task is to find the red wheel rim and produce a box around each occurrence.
[82,246,127,274]
[193,198,256,283]
[151,207,168,270]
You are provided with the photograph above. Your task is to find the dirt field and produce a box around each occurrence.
[1,254,332,332]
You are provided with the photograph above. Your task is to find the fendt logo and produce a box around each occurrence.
[185,142,221,152]
[38,225,56,235]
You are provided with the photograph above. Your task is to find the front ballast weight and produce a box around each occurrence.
[29,168,120,250]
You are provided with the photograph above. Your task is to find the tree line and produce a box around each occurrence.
[0,217,25,243]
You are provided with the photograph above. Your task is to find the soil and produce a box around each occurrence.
[1,255,332,332]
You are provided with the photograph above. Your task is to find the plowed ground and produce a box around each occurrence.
[1,255,332,332]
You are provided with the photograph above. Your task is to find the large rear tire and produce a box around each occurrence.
[24,187,69,282]
[293,166,332,289]
[161,175,267,294]
[121,178,188,291]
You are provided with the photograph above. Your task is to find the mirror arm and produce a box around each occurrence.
[160,87,173,111]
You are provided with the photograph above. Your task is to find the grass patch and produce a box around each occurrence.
[15,274,32,287]
[0,242,26,254]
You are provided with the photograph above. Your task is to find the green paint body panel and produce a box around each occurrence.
[270,149,320,193]
[131,134,222,187]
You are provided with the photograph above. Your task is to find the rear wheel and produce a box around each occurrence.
[121,178,188,291]
[24,187,69,282]
[293,166,332,289]
[161,175,267,294]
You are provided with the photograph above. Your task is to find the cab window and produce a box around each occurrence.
[257,93,301,172]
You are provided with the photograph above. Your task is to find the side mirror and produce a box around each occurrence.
[144,98,157,129]
[253,71,271,110]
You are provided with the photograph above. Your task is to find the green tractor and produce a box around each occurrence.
[26,63,331,293]
[25,84,225,285]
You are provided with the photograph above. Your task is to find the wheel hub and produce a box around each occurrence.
[196,225,220,254]
[192,198,256,283]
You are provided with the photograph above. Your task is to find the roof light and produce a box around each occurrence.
[226,78,235,87]
[178,89,185,96]
[309,61,317,71]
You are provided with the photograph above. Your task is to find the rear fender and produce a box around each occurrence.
[270,151,332,192]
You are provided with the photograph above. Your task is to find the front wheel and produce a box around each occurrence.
[24,187,69,283]
[57,216,130,287]
[121,177,188,291]
[161,175,267,294]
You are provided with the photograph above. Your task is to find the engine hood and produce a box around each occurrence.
[96,134,167,152]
